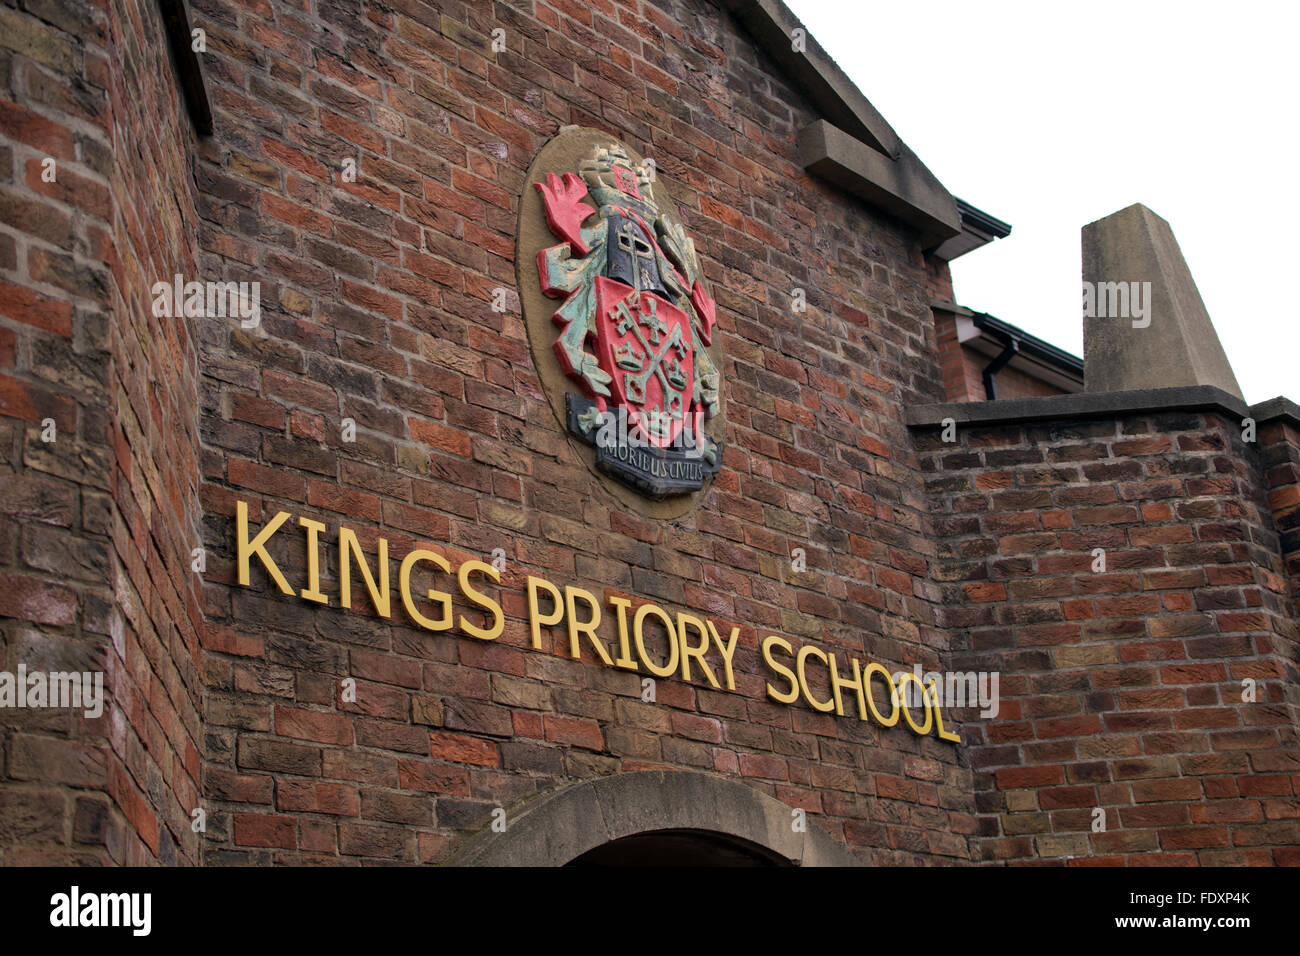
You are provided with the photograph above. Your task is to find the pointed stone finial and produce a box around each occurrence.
[1082,203,1242,398]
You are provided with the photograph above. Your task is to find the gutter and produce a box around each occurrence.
[981,333,1019,401]
[970,312,1084,380]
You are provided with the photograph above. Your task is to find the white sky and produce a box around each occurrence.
[785,0,1299,405]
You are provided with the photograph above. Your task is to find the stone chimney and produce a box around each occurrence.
[1082,203,1242,399]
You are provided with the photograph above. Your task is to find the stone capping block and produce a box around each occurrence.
[902,384,1276,429]
[798,120,960,248]
[1250,396,1300,430]
[1082,203,1243,398]
[448,770,861,867]
[930,299,975,317]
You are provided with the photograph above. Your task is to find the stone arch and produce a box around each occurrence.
[449,770,862,867]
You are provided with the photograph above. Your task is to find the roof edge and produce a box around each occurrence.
[717,0,899,156]
[720,0,963,246]
[955,199,1012,239]
[969,312,1084,377]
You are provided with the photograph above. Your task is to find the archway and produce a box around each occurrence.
[449,769,861,867]
[567,829,790,866]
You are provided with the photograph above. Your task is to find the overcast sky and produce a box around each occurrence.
[785,0,1298,405]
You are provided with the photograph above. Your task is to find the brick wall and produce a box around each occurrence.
[934,311,978,403]
[1258,413,1300,728]
[4,0,1296,869]
[187,0,974,864]
[0,0,204,863]
[918,410,1300,864]
[103,0,206,865]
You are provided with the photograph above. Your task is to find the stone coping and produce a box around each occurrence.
[905,386,1300,431]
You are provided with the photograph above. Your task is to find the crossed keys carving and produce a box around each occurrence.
[609,292,688,417]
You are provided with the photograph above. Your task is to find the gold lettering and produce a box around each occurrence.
[609,596,638,670]
[634,603,678,678]
[458,560,503,641]
[298,516,328,604]
[564,586,612,665]
[236,501,292,594]
[928,680,961,742]
[828,653,867,720]
[526,575,563,650]
[796,644,835,713]
[339,527,390,618]
[707,621,740,691]
[231,496,952,742]
[676,612,718,688]
[894,671,933,736]
[863,662,900,728]
[762,635,799,704]
[400,549,452,631]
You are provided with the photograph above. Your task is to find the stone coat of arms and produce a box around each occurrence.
[528,138,722,499]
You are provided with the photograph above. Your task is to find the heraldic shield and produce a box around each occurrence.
[592,275,694,449]
[530,136,722,499]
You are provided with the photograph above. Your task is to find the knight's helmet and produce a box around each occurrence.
[581,145,670,298]
[605,216,668,298]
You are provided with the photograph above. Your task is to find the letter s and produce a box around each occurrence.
[762,636,799,704]
[458,560,503,641]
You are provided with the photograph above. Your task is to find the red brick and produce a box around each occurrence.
[275,706,354,745]
[231,393,286,430]
[409,418,471,456]
[738,753,788,781]
[0,572,76,625]
[543,716,603,751]
[0,280,72,335]
[228,458,308,501]
[233,813,297,849]
[0,373,77,429]
[307,480,381,522]
[0,98,75,158]
[428,731,499,767]
[276,780,360,816]
[396,760,470,794]
[995,766,1065,789]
